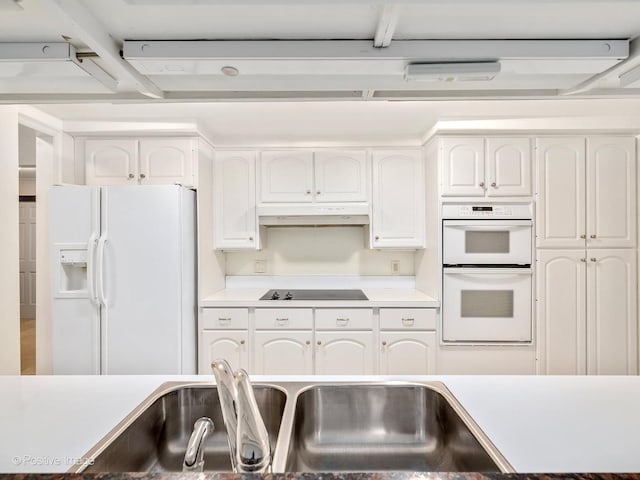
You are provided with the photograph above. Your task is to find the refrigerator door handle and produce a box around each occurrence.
[97,235,108,308]
[87,233,99,305]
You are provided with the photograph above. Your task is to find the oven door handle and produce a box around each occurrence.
[444,267,532,275]
[444,225,531,232]
[443,220,532,227]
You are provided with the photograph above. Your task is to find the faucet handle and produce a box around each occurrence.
[234,369,271,473]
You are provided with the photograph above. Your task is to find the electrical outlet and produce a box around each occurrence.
[391,260,400,275]
[254,260,267,274]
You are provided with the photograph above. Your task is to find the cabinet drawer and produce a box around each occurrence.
[380,309,436,330]
[315,309,373,330]
[202,308,249,329]
[255,308,313,330]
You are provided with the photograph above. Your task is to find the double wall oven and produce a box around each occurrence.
[442,204,533,343]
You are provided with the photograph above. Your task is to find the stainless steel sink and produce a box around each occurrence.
[281,383,508,472]
[78,383,286,473]
[74,381,512,473]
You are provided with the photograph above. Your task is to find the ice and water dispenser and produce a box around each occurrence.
[53,246,89,297]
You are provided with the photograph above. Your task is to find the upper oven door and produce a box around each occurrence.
[442,220,532,266]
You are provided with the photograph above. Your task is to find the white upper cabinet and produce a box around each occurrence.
[139,138,195,186]
[586,137,637,248]
[486,137,532,196]
[314,150,368,202]
[259,151,314,203]
[371,150,425,249]
[441,137,485,196]
[259,150,369,204]
[83,137,197,187]
[536,136,636,249]
[536,137,587,248]
[85,139,138,186]
[441,137,532,197]
[213,151,257,250]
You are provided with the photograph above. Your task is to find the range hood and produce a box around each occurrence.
[257,205,370,226]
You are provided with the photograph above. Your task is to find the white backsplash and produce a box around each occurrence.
[224,226,415,276]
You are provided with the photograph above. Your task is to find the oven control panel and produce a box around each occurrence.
[442,204,532,219]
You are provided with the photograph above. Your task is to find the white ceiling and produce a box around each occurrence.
[7,0,640,141]
[3,0,640,101]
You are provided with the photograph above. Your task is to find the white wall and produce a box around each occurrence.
[226,226,415,276]
[0,107,21,374]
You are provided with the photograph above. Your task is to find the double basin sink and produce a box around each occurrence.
[76,381,512,473]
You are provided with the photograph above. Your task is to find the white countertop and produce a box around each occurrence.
[1,374,640,473]
[200,288,439,308]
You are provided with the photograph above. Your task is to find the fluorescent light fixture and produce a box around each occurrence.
[0,42,117,91]
[405,62,501,82]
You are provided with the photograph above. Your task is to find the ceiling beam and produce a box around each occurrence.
[373,5,399,48]
[36,0,164,99]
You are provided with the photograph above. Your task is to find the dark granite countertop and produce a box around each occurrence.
[2,473,640,480]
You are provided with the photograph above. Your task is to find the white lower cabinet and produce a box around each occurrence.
[379,308,437,374]
[380,332,436,375]
[199,330,248,374]
[537,249,637,375]
[252,331,313,374]
[200,306,437,375]
[315,331,374,375]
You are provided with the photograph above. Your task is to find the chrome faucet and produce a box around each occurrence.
[211,359,271,473]
[183,417,215,472]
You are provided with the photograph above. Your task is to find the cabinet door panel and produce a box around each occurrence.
[85,139,137,185]
[486,137,531,196]
[199,330,248,374]
[535,137,586,248]
[252,331,313,374]
[587,137,636,248]
[441,137,485,196]
[588,249,637,375]
[214,151,256,249]
[315,331,374,375]
[260,151,313,203]
[314,150,368,202]
[371,150,425,248]
[537,250,587,374]
[380,331,436,375]
[139,138,195,186]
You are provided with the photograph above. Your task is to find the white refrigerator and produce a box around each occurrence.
[49,185,196,374]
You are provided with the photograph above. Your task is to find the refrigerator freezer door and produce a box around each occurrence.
[49,186,101,374]
[101,185,196,374]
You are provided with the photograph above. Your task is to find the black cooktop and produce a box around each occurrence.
[259,289,368,301]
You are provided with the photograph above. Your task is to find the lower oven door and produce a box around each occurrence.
[442,268,532,343]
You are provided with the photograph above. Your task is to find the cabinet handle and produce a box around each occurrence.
[590,234,597,239]
[276,318,289,326]
[248,236,254,241]
[382,341,387,346]
[128,173,135,179]
[218,317,232,325]
[490,182,497,188]
[306,190,311,195]
[317,191,321,195]
[479,181,485,187]
[590,257,597,262]
[336,317,349,326]
[305,340,311,345]
[317,340,322,346]
[401,318,415,326]
[240,340,245,345]
[580,258,586,262]
[375,236,380,241]
[580,234,586,239]
[139,173,146,179]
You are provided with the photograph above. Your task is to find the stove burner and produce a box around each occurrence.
[259,289,368,301]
